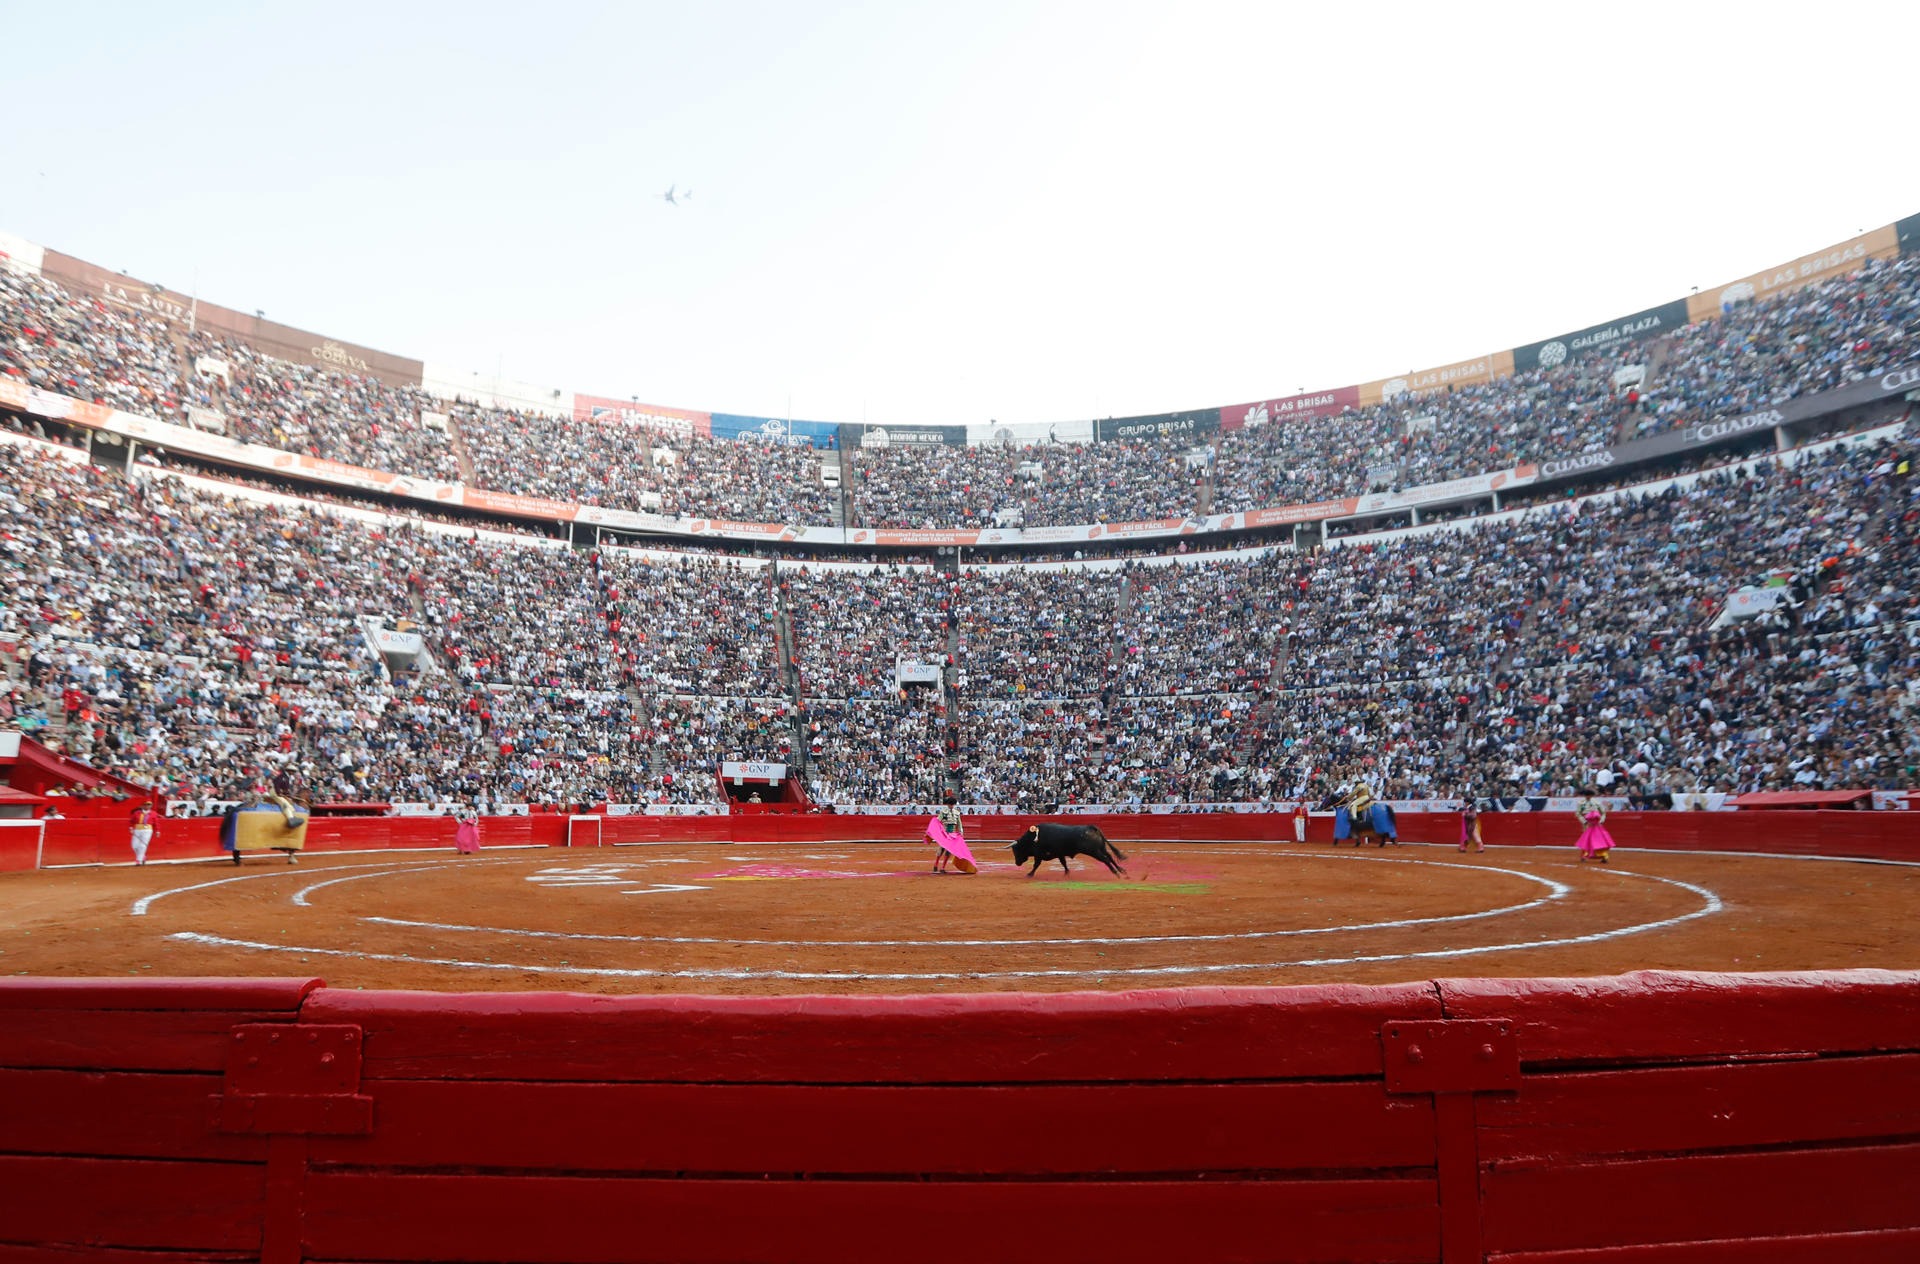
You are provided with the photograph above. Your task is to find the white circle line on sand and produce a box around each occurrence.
[357,856,1571,947]
[166,866,1720,981]
[130,857,531,916]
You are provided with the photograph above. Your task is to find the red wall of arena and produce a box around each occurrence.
[3,971,1918,1262]
[7,809,1920,870]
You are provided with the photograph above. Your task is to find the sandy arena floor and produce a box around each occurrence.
[3,840,1918,995]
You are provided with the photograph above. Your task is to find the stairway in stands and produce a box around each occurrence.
[941,566,964,799]
[1444,576,1548,758]
[1615,340,1671,445]
[1228,630,1290,769]
[446,414,478,485]
[770,566,815,789]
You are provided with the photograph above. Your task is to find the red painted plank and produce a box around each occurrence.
[0,1008,303,1072]
[310,1079,1434,1174]
[310,983,1441,1083]
[261,1136,306,1264]
[302,1172,1441,1264]
[1482,1142,1920,1253]
[1489,1225,1920,1261]
[1438,971,1920,1064]
[0,1155,266,1252]
[0,976,320,1011]
[0,1069,266,1162]
[0,1248,255,1264]
[1477,1055,1920,1161]
[1434,1092,1484,1263]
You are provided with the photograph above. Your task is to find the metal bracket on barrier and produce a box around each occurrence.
[1382,1019,1520,1094]
[214,1023,374,1135]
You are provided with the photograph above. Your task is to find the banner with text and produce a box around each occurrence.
[1095,409,1220,444]
[1526,361,1920,488]
[1358,350,1514,407]
[841,423,966,448]
[708,413,840,448]
[1218,386,1361,432]
[1684,226,1900,323]
[967,419,1097,448]
[1512,299,1690,373]
[573,393,712,438]
[39,250,425,389]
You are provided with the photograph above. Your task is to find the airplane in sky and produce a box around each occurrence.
[662,185,692,206]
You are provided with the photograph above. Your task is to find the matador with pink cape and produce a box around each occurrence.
[926,800,978,874]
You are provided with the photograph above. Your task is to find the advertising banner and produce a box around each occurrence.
[38,250,425,389]
[1685,225,1900,323]
[1015,524,1112,545]
[684,518,803,541]
[573,503,682,534]
[573,393,712,438]
[968,418,1096,448]
[1358,351,1514,407]
[183,406,227,433]
[708,413,840,448]
[1219,386,1361,432]
[846,528,983,547]
[1350,466,1534,514]
[1095,409,1219,444]
[1712,585,1792,629]
[842,423,966,448]
[1512,299,1690,373]
[1899,212,1920,258]
[370,627,426,656]
[1235,499,1361,528]
[1094,516,1207,539]
[458,488,582,522]
[1527,362,1919,489]
[720,761,788,781]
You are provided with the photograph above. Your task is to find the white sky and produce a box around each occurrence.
[2,1,1914,426]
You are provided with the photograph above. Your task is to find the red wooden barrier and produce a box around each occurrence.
[10,808,1920,871]
[3,971,1918,1262]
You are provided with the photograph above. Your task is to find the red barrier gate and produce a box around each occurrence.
[4,971,1918,1262]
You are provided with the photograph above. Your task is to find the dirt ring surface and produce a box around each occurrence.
[5,841,1918,994]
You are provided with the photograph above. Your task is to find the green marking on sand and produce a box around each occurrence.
[1052,881,1210,894]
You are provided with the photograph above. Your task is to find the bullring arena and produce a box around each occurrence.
[5,64,1920,1260]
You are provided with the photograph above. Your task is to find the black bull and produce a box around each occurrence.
[1011,822,1129,877]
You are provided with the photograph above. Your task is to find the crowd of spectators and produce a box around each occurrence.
[599,550,784,696]
[7,251,1917,539]
[848,439,1204,529]
[183,332,461,481]
[800,695,949,806]
[1242,432,1919,804]
[784,565,952,698]
[6,242,1920,814]
[449,403,833,524]
[1,268,181,417]
[1210,254,1920,515]
[957,695,1262,809]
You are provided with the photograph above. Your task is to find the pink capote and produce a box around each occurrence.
[455,818,481,854]
[925,816,977,867]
